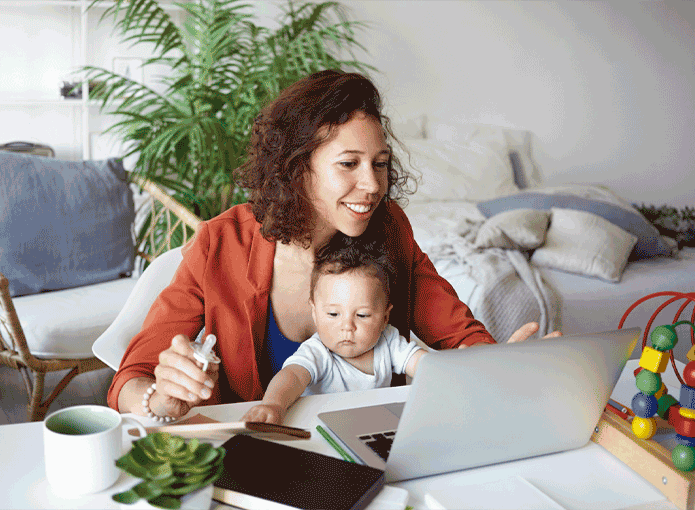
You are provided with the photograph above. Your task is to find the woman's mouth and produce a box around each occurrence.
[343,202,373,215]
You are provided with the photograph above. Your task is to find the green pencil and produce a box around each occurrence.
[316,425,356,463]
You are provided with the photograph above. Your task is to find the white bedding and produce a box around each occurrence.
[539,248,695,362]
[405,202,558,343]
[405,201,695,361]
[404,201,485,319]
[396,119,695,361]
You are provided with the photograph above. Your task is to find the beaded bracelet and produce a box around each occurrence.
[142,383,175,423]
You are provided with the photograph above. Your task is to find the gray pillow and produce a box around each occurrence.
[0,152,135,297]
[477,190,671,260]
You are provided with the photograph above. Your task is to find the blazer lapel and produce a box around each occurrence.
[243,223,274,398]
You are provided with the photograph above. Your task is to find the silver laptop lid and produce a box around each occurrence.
[384,328,639,482]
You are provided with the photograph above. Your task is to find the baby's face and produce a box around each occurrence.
[310,269,392,360]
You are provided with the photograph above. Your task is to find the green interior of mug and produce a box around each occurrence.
[46,407,119,436]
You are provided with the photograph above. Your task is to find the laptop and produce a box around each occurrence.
[317,328,639,482]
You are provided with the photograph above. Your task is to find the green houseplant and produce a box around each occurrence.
[85,0,374,257]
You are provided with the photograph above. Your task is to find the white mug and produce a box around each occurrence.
[43,405,147,496]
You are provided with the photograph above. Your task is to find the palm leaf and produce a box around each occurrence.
[86,0,376,255]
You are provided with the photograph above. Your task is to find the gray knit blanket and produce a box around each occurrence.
[424,221,560,343]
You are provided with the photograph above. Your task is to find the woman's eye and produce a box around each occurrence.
[339,161,357,169]
[374,161,388,169]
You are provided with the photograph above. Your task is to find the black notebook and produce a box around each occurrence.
[213,434,385,510]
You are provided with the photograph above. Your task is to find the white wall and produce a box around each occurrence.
[2,1,693,208]
[343,0,695,208]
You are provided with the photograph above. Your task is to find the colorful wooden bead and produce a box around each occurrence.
[677,434,695,447]
[632,416,657,439]
[635,370,661,395]
[631,393,658,418]
[639,346,670,374]
[685,361,695,387]
[673,413,695,438]
[651,325,678,351]
[668,405,683,427]
[673,445,695,471]
[688,345,695,362]
[657,394,679,419]
[655,383,668,400]
[681,407,695,420]
[680,385,695,409]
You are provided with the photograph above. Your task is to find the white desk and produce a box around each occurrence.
[0,361,682,510]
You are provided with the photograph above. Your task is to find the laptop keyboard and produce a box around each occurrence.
[359,431,396,462]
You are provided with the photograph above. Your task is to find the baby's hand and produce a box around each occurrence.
[241,404,286,425]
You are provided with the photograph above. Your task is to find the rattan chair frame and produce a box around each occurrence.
[0,177,201,422]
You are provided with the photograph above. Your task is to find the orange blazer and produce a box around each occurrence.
[108,202,494,410]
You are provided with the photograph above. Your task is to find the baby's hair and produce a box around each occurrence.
[310,237,394,304]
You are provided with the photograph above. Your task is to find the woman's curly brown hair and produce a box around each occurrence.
[235,69,414,247]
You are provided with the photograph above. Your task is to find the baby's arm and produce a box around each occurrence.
[404,349,427,379]
[241,364,312,424]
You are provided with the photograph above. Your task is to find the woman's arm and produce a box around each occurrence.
[384,203,494,349]
[109,224,210,413]
[241,365,312,424]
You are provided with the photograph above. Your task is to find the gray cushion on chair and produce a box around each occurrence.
[0,152,135,297]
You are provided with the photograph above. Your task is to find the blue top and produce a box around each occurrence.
[265,300,302,377]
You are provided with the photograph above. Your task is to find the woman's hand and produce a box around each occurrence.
[241,404,286,425]
[508,322,562,343]
[150,334,219,418]
[458,322,562,349]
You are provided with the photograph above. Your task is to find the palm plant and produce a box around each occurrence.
[84,0,374,257]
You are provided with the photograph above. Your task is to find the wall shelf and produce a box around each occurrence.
[1,0,183,160]
[0,100,84,106]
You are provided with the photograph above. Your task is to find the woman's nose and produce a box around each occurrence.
[357,165,382,194]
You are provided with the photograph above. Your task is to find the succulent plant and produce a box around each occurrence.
[112,432,226,509]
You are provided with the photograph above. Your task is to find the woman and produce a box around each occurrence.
[110,70,556,419]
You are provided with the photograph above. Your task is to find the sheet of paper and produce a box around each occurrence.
[397,442,668,510]
[424,476,565,510]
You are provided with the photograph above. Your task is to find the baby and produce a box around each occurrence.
[242,239,427,424]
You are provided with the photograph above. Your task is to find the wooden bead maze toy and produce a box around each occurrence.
[591,291,695,510]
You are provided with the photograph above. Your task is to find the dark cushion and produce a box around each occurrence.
[0,152,135,297]
[477,190,672,260]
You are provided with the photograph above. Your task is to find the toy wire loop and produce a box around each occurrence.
[619,292,695,385]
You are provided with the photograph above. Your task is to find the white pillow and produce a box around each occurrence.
[474,209,550,250]
[398,137,519,203]
[531,208,638,283]
[425,119,543,189]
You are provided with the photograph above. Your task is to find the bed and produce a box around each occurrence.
[394,117,695,362]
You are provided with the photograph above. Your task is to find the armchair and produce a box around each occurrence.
[0,166,201,422]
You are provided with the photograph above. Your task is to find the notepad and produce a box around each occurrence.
[212,434,384,510]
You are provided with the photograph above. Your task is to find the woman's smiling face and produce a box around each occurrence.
[305,112,390,245]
